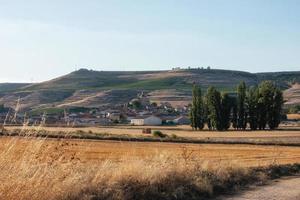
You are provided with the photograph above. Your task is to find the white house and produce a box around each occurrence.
[130,115,162,126]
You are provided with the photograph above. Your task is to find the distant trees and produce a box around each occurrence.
[189,81,284,131]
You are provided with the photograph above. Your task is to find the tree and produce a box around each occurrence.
[246,86,259,130]
[257,81,283,130]
[257,81,274,130]
[203,96,210,130]
[0,104,8,113]
[220,93,232,130]
[237,81,247,130]
[189,85,205,130]
[206,87,223,131]
[131,100,142,110]
[268,87,284,129]
[231,97,238,129]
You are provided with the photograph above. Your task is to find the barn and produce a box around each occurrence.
[130,115,162,126]
[173,116,190,125]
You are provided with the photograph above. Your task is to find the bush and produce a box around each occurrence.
[170,134,178,139]
[152,130,167,138]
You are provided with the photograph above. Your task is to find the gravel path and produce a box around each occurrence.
[220,176,300,200]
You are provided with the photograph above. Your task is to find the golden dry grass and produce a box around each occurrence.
[1,127,300,199]
[1,137,299,167]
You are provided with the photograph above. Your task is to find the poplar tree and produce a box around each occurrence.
[220,93,232,130]
[258,81,274,130]
[206,87,222,131]
[231,97,238,129]
[246,86,259,130]
[237,81,247,130]
[189,85,204,130]
[268,87,284,129]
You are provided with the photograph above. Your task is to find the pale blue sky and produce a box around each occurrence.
[0,0,299,82]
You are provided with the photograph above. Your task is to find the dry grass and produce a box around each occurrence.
[0,134,300,199]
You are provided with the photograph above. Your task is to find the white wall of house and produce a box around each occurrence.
[131,118,145,125]
[131,116,162,125]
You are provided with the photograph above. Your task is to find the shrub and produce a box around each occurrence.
[170,134,178,139]
[152,130,167,138]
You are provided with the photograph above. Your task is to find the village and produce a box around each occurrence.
[0,91,191,127]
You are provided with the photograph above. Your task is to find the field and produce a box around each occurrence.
[1,137,300,167]
[1,125,300,200]
[1,132,300,199]
[287,113,300,120]
[6,124,300,145]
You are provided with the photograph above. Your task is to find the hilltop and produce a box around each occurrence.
[0,68,299,111]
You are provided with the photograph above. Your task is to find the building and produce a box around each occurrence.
[173,116,190,125]
[106,111,121,121]
[130,115,162,126]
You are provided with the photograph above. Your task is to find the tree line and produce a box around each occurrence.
[190,81,284,131]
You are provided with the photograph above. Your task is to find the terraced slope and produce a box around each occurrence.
[284,83,300,105]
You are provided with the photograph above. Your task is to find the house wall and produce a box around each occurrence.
[131,119,145,125]
[144,116,162,125]
[174,117,190,125]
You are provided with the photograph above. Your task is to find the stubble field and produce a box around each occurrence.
[1,126,300,200]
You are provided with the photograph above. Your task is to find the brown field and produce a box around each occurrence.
[1,126,300,200]
[1,137,300,166]
[6,124,300,145]
[287,113,300,120]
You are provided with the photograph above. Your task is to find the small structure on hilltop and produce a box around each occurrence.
[130,115,162,126]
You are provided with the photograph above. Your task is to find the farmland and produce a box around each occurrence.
[6,125,300,145]
[1,137,300,166]
[1,127,300,199]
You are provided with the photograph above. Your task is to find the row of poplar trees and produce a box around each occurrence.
[190,81,284,131]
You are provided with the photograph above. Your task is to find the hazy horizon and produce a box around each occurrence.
[1,0,299,82]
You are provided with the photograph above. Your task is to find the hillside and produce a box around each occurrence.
[0,68,299,111]
[22,68,258,91]
[0,83,30,92]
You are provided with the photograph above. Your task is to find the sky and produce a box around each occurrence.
[0,0,299,82]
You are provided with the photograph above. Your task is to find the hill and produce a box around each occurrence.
[0,68,299,111]
[0,83,30,92]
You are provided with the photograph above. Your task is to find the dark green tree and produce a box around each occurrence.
[237,81,247,130]
[220,93,232,130]
[189,85,204,130]
[257,81,274,130]
[206,87,223,131]
[231,97,238,129]
[268,87,284,129]
[246,86,259,130]
[203,96,210,130]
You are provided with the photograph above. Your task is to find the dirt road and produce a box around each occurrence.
[221,176,300,200]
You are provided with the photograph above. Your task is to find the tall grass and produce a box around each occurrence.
[0,129,299,200]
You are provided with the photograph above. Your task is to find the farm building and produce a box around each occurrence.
[173,116,190,125]
[130,115,162,126]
